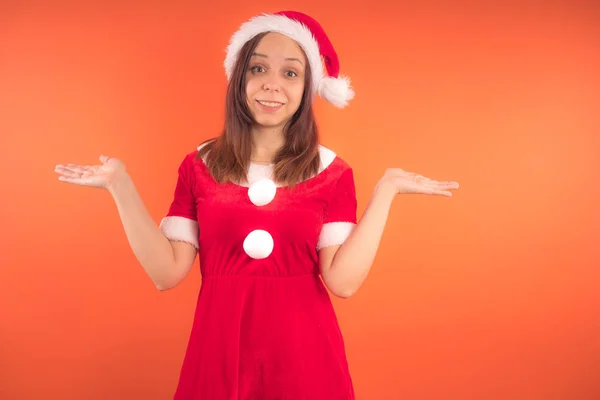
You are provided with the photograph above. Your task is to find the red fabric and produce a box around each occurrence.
[275,10,340,78]
[323,167,357,225]
[165,150,357,399]
[166,154,198,221]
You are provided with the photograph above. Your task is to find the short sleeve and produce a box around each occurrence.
[158,154,199,249]
[317,167,358,250]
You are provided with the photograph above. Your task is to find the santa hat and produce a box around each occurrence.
[224,10,355,108]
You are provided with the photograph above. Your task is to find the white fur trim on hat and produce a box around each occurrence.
[224,14,324,96]
[318,75,355,108]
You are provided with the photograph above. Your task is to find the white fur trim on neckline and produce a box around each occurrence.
[196,143,337,188]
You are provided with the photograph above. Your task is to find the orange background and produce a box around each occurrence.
[2,1,599,399]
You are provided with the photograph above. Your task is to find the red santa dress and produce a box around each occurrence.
[159,143,358,399]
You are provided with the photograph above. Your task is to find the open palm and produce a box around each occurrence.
[381,168,459,197]
[54,155,125,189]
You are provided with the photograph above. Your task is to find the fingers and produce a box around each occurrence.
[54,164,96,185]
[417,180,457,197]
[57,175,96,186]
[58,163,103,176]
[53,157,112,189]
[438,180,459,187]
[55,167,99,185]
[54,166,82,179]
[421,178,459,190]
[55,164,88,174]
[437,181,460,189]
[57,176,81,184]
[422,187,452,197]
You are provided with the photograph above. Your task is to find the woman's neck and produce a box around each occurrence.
[250,126,284,164]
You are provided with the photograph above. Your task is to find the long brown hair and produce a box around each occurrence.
[196,31,321,188]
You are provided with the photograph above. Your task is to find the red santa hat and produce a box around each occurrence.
[224,10,355,108]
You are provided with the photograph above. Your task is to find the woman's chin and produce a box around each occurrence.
[252,117,287,130]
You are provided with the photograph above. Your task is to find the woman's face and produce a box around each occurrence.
[245,32,307,130]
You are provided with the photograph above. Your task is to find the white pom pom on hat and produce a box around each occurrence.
[224,10,355,108]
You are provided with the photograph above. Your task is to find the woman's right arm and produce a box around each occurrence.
[108,172,197,291]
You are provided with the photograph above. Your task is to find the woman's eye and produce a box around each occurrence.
[251,66,264,73]
[286,71,298,77]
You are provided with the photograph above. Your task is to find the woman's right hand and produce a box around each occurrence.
[54,155,127,190]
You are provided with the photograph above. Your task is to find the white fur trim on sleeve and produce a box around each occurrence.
[159,216,199,249]
[316,222,355,251]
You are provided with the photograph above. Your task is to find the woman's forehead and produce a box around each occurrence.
[254,32,305,60]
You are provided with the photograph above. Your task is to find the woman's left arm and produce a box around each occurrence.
[320,168,459,298]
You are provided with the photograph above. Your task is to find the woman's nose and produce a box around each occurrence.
[262,82,281,92]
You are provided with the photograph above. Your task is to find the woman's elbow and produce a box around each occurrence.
[334,290,356,299]
[327,283,358,299]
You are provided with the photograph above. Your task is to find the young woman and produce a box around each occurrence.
[54,10,459,400]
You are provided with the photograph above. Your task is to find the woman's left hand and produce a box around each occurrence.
[376,168,460,197]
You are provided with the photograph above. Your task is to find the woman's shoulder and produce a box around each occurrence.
[179,140,347,166]
[318,144,352,177]
[175,141,353,187]
[175,139,214,166]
